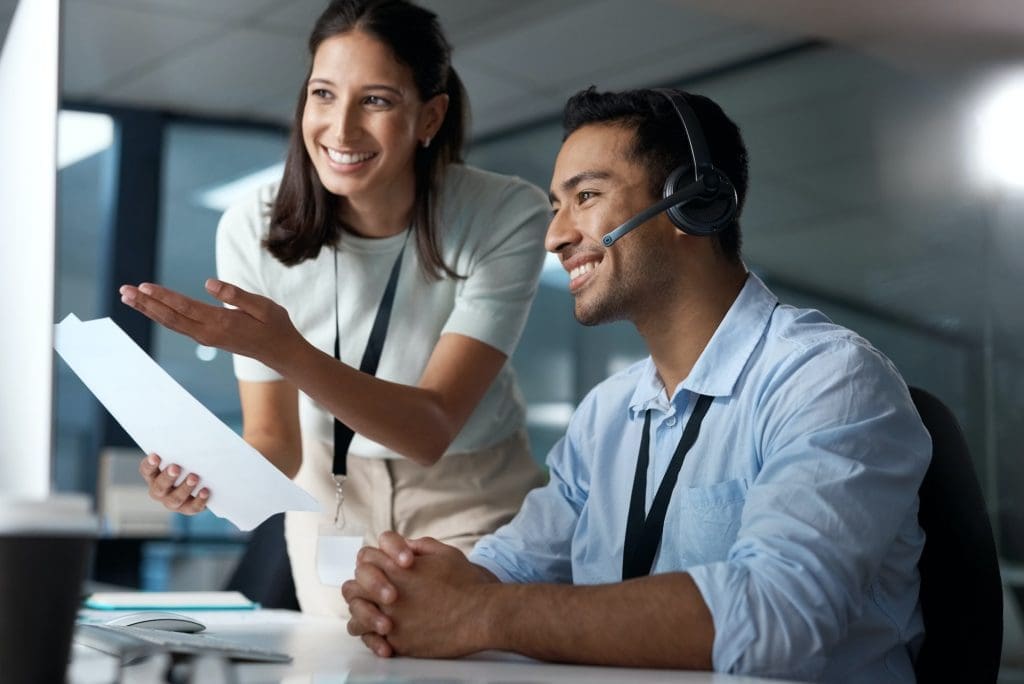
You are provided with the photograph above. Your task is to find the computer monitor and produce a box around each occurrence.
[0,0,59,498]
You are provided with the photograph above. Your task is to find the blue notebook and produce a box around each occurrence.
[84,591,257,611]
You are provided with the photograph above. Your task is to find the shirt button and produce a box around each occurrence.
[665,416,677,427]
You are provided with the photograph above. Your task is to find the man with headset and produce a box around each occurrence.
[342,87,930,682]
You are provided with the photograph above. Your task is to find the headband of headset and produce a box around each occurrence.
[601,89,738,247]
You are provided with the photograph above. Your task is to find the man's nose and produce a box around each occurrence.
[545,207,580,255]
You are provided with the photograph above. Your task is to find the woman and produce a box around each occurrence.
[120,0,548,616]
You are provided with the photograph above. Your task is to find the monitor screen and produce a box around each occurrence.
[0,0,60,497]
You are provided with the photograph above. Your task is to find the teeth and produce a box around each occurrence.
[569,262,597,280]
[326,148,376,164]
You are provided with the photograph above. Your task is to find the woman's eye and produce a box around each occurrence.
[310,88,331,99]
[364,95,391,107]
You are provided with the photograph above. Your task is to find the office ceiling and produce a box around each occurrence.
[0,0,1008,137]
[678,0,1024,69]
[50,0,799,136]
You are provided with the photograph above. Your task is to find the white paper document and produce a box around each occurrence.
[53,314,320,531]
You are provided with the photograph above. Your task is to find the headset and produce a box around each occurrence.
[601,88,739,248]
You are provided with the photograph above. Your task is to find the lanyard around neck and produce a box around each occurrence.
[332,233,409,476]
[622,393,713,580]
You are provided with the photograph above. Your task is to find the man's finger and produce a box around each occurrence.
[379,531,415,568]
[356,545,402,573]
[341,578,366,603]
[408,536,449,556]
[361,633,394,658]
[353,559,399,605]
[346,598,393,636]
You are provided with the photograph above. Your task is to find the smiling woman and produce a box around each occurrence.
[268,0,468,278]
[119,0,550,618]
[300,30,446,224]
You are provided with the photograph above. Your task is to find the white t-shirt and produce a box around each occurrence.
[215,164,549,457]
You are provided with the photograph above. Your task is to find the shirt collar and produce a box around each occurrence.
[684,271,778,398]
[628,357,667,415]
[627,272,778,414]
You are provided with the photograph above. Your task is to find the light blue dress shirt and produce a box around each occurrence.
[469,273,931,683]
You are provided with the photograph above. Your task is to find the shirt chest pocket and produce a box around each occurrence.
[656,478,749,571]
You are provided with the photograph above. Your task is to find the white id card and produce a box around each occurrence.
[316,525,364,587]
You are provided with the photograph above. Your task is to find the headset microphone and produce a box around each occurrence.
[601,89,738,248]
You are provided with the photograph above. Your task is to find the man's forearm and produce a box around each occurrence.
[476,572,715,669]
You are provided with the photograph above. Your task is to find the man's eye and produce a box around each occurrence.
[578,191,596,202]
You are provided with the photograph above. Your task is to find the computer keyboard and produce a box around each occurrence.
[74,623,292,663]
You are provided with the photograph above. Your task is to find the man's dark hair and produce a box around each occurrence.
[563,87,749,261]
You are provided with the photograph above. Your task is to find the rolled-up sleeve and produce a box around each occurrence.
[470,411,591,584]
[687,342,930,680]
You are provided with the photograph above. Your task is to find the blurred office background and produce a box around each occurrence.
[3,0,1022,677]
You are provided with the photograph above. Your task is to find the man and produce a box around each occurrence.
[342,87,930,682]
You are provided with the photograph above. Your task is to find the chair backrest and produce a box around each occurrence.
[911,386,1002,683]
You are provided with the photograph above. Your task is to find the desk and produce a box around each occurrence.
[69,610,795,683]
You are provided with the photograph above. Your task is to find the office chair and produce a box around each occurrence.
[224,513,300,610]
[910,386,1002,683]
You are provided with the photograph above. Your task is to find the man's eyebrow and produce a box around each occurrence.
[550,170,612,204]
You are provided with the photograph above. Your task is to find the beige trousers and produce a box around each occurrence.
[284,429,545,617]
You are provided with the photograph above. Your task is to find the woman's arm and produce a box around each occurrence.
[120,280,505,466]
[238,379,302,477]
[280,329,507,466]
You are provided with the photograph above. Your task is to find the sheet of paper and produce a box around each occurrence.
[54,314,320,531]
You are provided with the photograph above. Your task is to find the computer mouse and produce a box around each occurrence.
[104,611,206,633]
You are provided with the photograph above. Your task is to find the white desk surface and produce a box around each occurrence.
[70,609,798,683]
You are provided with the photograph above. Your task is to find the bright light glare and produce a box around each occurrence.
[539,252,567,288]
[974,73,1024,190]
[196,163,285,212]
[57,110,114,170]
[526,402,574,429]
[195,345,217,362]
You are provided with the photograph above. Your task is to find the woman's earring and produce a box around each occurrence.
[422,136,432,149]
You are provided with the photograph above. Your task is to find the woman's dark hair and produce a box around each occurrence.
[562,87,749,262]
[266,0,468,279]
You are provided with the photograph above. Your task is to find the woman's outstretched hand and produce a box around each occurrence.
[119,279,303,372]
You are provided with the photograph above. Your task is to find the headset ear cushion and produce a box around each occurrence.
[664,166,738,236]
[662,165,691,231]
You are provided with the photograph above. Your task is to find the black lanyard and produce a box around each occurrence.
[332,236,408,476]
[622,393,713,580]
